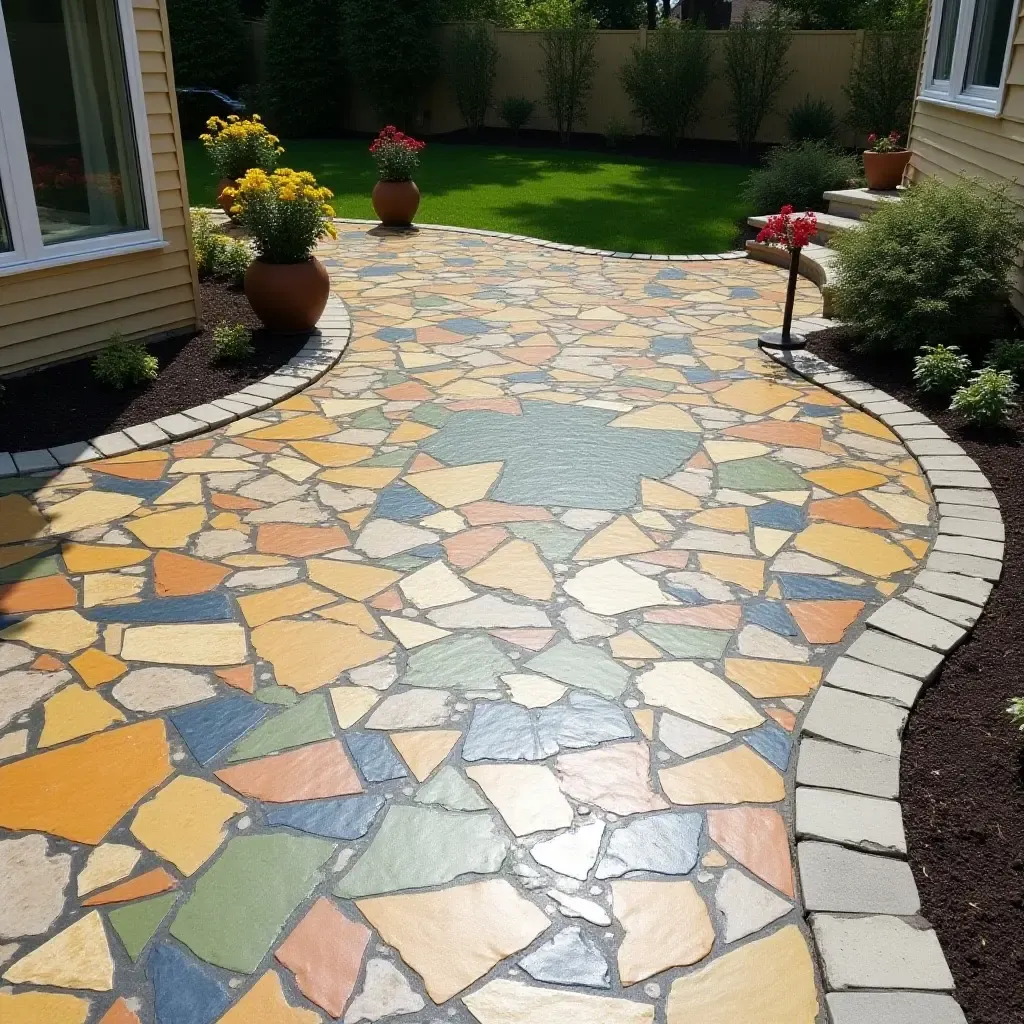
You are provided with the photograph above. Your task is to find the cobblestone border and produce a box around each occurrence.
[0,294,352,478]
[768,330,1000,1024]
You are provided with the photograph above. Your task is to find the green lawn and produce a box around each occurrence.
[183,139,751,254]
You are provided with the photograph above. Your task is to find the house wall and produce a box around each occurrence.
[0,0,200,374]
[908,8,1024,313]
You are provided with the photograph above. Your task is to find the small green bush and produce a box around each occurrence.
[986,339,1024,384]
[786,96,838,143]
[499,95,535,133]
[212,236,255,286]
[831,177,1024,353]
[1008,696,1024,731]
[604,118,633,150]
[449,22,499,133]
[92,335,159,390]
[912,344,972,398]
[742,142,859,214]
[191,209,219,276]
[951,367,1019,428]
[213,323,255,361]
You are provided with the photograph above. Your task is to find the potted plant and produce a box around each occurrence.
[223,168,337,332]
[755,205,818,351]
[200,114,283,215]
[863,131,910,191]
[370,126,426,227]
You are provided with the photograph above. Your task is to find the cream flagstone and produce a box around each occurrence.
[704,441,771,463]
[574,516,657,561]
[406,463,504,507]
[329,686,381,727]
[863,489,932,526]
[640,479,702,511]
[609,406,699,432]
[153,475,204,505]
[564,559,672,616]
[530,820,604,880]
[463,980,655,1024]
[398,561,475,609]
[3,911,114,991]
[714,868,792,943]
[381,616,451,648]
[77,844,141,896]
[753,527,791,556]
[637,662,763,733]
[466,540,554,601]
[502,673,567,708]
[466,764,574,836]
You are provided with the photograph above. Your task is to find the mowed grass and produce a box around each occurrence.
[183,139,750,254]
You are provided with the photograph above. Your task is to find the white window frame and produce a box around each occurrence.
[0,0,164,277]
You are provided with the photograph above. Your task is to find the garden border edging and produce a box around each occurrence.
[0,294,352,478]
[767,330,1001,1024]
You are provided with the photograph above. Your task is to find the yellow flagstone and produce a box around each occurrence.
[632,509,673,531]
[463,980,654,1024]
[82,573,145,608]
[761,490,808,506]
[665,925,819,1024]
[61,544,151,573]
[659,746,785,804]
[863,490,932,526]
[39,685,125,748]
[382,615,451,648]
[441,379,504,399]
[414,369,464,386]
[329,686,381,728]
[753,527,791,556]
[223,554,290,568]
[390,730,461,781]
[877,580,899,595]
[0,992,90,1024]
[244,414,340,440]
[3,911,113,991]
[795,523,915,578]
[120,624,248,666]
[266,457,319,483]
[216,970,321,1024]
[153,475,205,504]
[641,478,701,511]
[703,441,770,463]
[724,658,822,698]
[609,631,663,660]
[236,583,336,628]
[131,775,246,875]
[802,467,889,495]
[406,462,503,507]
[388,421,437,443]
[609,406,699,432]
[210,512,245,531]
[69,649,128,688]
[77,843,141,896]
[421,510,467,533]
[1,609,98,653]
[307,560,401,600]
[340,508,372,529]
[400,351,449,368]
[288,441,374,467]
[466,540,554,600]
[901,537,930,559]
[631,708,655,739]
[276,395,319,411]
[712,379,801,414]
[575,516,656,561]
[688,507,749,533]
[841,411,898,440]
[317,601,381,634]
[698,553,765,593]
[637,662,763,733]
[169,459,252,475]
[46,492,142,535]
[317,399,386,417]
[319,467,402,488]
[901,473,931,501]
[125,507,207,548]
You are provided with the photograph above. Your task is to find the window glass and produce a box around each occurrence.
[0,187,11,252]
[4,0,146,245]
[933,0,963,80]
[964,0,1016,88]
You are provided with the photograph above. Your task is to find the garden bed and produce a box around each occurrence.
[809,327,1024,1024]
[0,281,312,452]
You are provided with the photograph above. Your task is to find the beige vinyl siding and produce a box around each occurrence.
[908,9,1024,313]
[0,0,199,374]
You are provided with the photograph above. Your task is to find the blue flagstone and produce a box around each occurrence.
[684,369,715,383]
[86,592,234,624]
[651,336,692,355]
[265,794,385,839]
[440,317,493,335]
[0,614,23,630]
[776,574,874,601]
[92,474,174,501]
[345,732,408,782]
[800,404,841,417]
[444,257,478,266]
[508,371,549,382]
[730,286,760,299]
[750,502,806,530]
[655,268,688,280]
[372,483,441,520]
[743,721,792,771]
[645,284,675,298]
[357,264,413,277]
[595,811,703,878]
[408,544,445,558]
[170,696,269,765]
[745,601,799,636]
[147,942,232,1024]
[463,702,547,762]
[664,585,707,605]
[519,928,610,989]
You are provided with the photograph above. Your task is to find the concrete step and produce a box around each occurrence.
[824,187,904,220]
[748,210,864,246]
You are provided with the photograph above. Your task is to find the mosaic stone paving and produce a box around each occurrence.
[0,228,937,1024]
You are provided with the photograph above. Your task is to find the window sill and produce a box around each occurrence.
[917,91,1004,119]
[0,236,169,279]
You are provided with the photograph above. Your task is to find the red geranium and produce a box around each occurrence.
[756,205,818,251]
[370,126,426,183]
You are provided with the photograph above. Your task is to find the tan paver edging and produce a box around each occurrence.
[0,294,353,479]
[768,332,1001,1024]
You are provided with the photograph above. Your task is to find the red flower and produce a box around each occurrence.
[757,205,818,251]
[867,133,878,144]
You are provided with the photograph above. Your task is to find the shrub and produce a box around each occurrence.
[191,209,219,276]
[370,127,426,182]
[345,0,442,127]
[832,177,1024,353]
[786,96,838,144]
[499,96,536,133]
[540,11,598,144]
[604,118,633,150]
[212,236,256,286]
[166,0,246,92]
[265,0,345,137]
[199,115,283,181]
[742,142,859,214]
[213,323,255,361]
[951,367,1019,428]
[449,23,499,133]
[845,17,924,138]
[986,339,1024,384]
[92,335,159,389]
[1007,697,1024,731]
[723,10,792,157]
[620,20,713,149]
[913,344,972,398]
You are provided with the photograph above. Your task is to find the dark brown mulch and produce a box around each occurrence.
[809,328,1024,1024]
[0,280,312,452]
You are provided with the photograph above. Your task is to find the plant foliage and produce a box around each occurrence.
[499,96,536,133]
[912,344,972,398]
[620,20,713,149]
[786,96,838,144]
[540,11,598,144]
[369,127,426,182]
[200,115,283,181]
[166,0,246,91]
[986,339,1024,384]
[845,17,924,138]
[1007,697,1024,731]
[449,23,500,133]
[91,335,159,389]
[831,177,1024,353]
[770,0,926,28]
[213,323,256,361]
[742,142,858,214]
[951,367,1019,428]
[191,210,255,284]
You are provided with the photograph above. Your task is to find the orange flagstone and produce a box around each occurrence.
[488,628,556,651]
[809,496,897,529]
[707,807,794,896]
[31,653,64,671]
[802,467,889,495]
[61,543,151,573]
[660,746,784,805]
[82,868,177,906]
[443,526,508,568]
[216,664,255,693]
[92,458,166,481]
[256,524,351,556]
[786,600,865,643]
[244,414,339,440]
[215,740,364,802]
[461,501,552,525]
[0,575,77,614]
[99,998,143,1024]
[698,553,765,593]
[645,605,743,629]
[723,420,824,448]
[211,492,263,511]
[390,730,461,781]
[153,552,231,596]
[723,659,822,698]
[70,648,128,688]
[766,707,797,731]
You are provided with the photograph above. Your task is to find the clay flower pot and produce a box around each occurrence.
[244,257,330,333]
[372,180,420,227]
[216,177,237,216]
[863,150,911,191]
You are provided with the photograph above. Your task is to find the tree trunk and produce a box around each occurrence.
[662,0,671,18]
[647,0,657,28]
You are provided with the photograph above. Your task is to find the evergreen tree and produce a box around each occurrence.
[166,0,246,91]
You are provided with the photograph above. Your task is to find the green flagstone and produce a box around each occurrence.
[638,624,733,659]
[509,522,584,561]
[526,640,629,699]
[170,834,335,973]
[403,634,515,691]
[333,805,508,898]
[353,409,391,429]
[414,765,488,812]
[0,477,47,495]
[226,694,333,761]
[379,371,406,387]
[414,296,456,308]
[381,555,428,571]
[109,893,177,962]
[0,554,60,583]
[623,375,675,392]
[410,404,452,427]
[254,687,299,706]
[716,457,809,492]
[361,451,414,467]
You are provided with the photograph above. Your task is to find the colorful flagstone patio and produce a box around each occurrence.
[0,228,937,1024]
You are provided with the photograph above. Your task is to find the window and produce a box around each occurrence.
[0,0,161,273]
[922,0,1021,113]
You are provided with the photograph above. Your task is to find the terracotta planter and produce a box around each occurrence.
[862,150,911,191]
[216,177,237,216]
[372,180,420,227]
[244,257,330,333]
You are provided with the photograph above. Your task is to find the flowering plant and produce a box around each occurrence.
[370,126,425,183]
[223,168,336,264]
[867,130,904,154]
[200,115,284,180]
[756,205,818,251]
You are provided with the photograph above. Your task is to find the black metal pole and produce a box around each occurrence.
[782,245,801,342]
